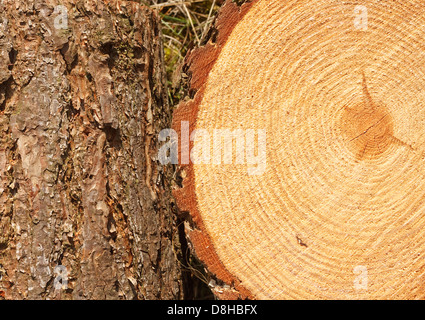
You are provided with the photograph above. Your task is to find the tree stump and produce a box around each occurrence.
[0,0,182,299]
[173,0,425,299]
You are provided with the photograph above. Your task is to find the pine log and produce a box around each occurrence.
[173,0,425,299]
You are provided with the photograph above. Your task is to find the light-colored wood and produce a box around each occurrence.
[174,0,425,299]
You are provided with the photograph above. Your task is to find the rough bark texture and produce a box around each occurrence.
[0,0,183,299]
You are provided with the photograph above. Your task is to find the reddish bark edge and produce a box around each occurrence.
[172,0,258,300]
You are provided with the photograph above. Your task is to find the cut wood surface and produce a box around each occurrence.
[173,0,425,299]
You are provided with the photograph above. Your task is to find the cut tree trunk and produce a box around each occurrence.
[0,0,183,299]
[173,0,425,299]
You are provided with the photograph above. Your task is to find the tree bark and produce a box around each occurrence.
[0,0,183,299]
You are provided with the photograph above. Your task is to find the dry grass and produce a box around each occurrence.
[143,0,221,105]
